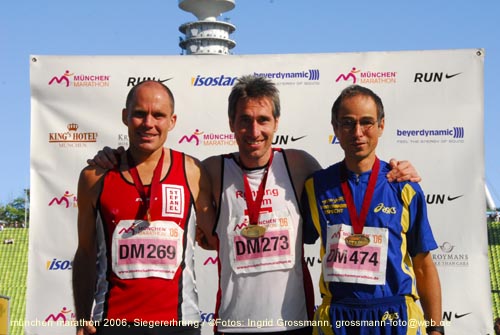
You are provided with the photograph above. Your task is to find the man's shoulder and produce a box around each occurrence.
[80,165,108,179]
[319,163,341,175]
[180,151,201,167]
[202,152,236,166]
[281,148,311,159]
[281,148,321,174]
[78,165,108,195]
[201,153,234,176]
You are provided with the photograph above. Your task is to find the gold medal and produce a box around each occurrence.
[241,225,266,239]
[345,234,370,248]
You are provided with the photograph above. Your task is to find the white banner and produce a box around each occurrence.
[27,50,489,334]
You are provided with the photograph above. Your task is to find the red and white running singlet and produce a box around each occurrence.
[214,149,313,333]
[93,149,199,323]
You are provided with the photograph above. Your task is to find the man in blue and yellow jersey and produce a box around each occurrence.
[301,85,443,335]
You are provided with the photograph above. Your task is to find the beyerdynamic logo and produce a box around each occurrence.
[253,69,320,81]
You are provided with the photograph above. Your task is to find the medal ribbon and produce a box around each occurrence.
[127,149,165,220]
[240,150,274,226]
[340,157,380,235]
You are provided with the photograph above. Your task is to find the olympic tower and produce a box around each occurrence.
[178,0,236,55]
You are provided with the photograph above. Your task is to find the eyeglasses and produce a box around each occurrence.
[336,118,378,132]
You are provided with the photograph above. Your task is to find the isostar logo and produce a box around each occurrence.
[178,129,236,146]
[253,69,320,82]
[395,126,465,144]
[49,123,98,148]
[48,70,110,88]
[126,76,173,86]
[44,306,75,323]
[46,258,73,270]
[191,74,237,87]
[414,72,462,83]
[432,241,469,267]
[271,134,307,146]
[48,191,77,209]
[335,67,397,84]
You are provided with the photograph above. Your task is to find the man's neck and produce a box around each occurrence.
[237,150,273,170]
[127,147,166,185]
[128,147,164,166]
[344,155,376,175]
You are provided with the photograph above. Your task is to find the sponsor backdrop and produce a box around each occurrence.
[28,50,488,334]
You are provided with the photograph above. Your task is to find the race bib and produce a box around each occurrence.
[323,223,388,285]
[228,211,295,274]
[112,220,183,280]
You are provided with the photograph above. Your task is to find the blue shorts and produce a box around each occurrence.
[313,296,425,335]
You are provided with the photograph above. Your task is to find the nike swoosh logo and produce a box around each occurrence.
[455,312,471,319]
[447,195,464,201]
[291,135,307,142]
[445,72,461,79]
[158,77,173,83]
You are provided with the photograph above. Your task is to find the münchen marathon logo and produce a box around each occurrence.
[48,70,111,87]
[335,67,397,84]
[178,129,236,146]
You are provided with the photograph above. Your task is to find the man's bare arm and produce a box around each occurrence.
[72,167,105,335]
[413,252,443,334]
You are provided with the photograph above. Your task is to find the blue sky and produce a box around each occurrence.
[1,0,499,206]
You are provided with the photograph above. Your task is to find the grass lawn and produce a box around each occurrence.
[0,228,28,335]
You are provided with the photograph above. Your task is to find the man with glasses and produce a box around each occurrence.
[301,85,443,335]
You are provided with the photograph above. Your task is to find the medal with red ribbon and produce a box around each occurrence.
[340,157,380,247]
[239,150,274,239]
[127,149,165,223]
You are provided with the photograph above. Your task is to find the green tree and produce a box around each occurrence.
[0,189,29,226]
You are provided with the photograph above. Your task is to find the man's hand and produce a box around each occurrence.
[87,146,124,169]
[386,158,421,183]
[196,226,217,250]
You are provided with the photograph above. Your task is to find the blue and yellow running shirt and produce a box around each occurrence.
[302,159,438,301]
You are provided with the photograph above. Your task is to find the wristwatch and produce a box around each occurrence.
[426,325,445,335]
